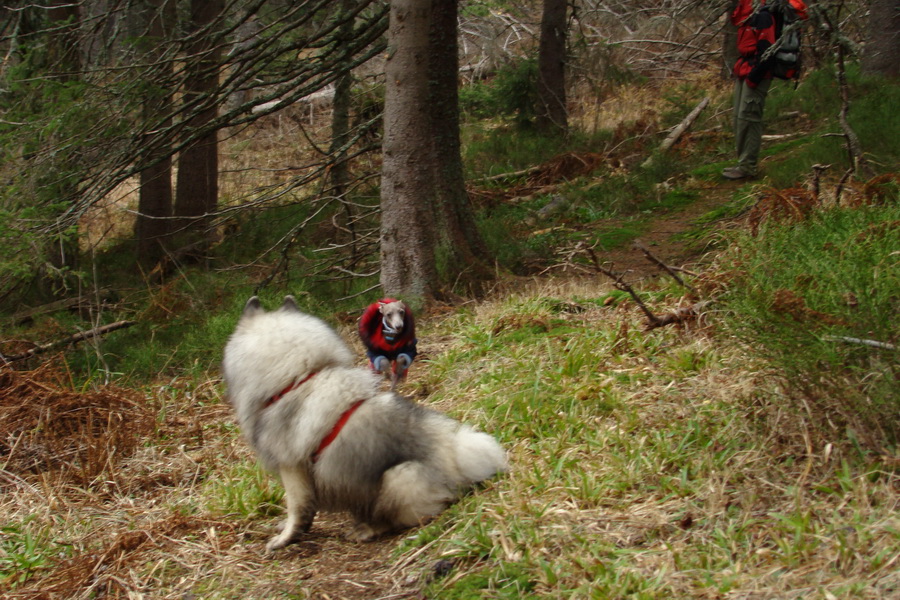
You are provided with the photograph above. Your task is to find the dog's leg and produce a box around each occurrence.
[389,368,399,392]
[390,354,412,391]
[349,461,453,542]
[266,465,316,551]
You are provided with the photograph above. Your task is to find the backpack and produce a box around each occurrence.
[763,0,803,80]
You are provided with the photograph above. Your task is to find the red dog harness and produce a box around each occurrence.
[311,399,365,463]
[263,371,317,410]
[263,371,365,463]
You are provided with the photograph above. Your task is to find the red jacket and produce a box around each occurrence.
[358,298,418,362]
[732,0,808,86]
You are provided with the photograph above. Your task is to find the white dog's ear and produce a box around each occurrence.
[243,296,263,317]
[281,295,300,312]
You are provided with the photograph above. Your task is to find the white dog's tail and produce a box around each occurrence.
[454,425,508,483]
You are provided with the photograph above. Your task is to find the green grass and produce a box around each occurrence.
[718,201,900,443]
[761,66,900,187]
[0,517,61,589]
[396,287,900,598]
[205,460,285,520]
[462,125,570,179]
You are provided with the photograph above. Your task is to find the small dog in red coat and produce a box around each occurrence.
[358,298,417,391]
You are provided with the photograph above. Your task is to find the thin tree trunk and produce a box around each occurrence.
[47,1,81,76]
[330,0,357,272]
[722,0,739,79]
[536,0,568,135]
[174,0,223,260]
[428,0,492,292]
[45,2,83,287]
[136,0,175,268]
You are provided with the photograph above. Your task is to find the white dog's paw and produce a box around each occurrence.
[266,529,299,552]
[266,518,312,551]
[346,522,384,542]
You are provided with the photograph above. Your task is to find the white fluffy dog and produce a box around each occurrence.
[222,296,507,549]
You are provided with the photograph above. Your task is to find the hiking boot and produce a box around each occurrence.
[721,166,757,180]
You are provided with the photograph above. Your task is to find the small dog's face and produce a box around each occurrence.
[379,301,406,333]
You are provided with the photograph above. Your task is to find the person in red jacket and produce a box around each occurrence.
[358,298,417,391]
[723,0,808,180]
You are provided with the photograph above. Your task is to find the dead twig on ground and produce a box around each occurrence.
[1,321,136,363]
[644,301,712,330]
[579,243,663,327]
[633,239,696,292]
[580,242,708,330]
[825,336,897,351]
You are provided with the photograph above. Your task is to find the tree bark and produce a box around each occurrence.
[330,0,358,271]
[174,0,223,260]
[721,0,739,79]
[428,0,492,292]
[380,0,439,301]
[135,0,175,268]
[536,0,568,135]
[861,0,900,78]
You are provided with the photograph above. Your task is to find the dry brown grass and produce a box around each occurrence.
[0,365,153,486]
[0,351,424,599]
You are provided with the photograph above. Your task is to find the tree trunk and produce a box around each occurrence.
[135,0,175,268]
[330,0,355,200]
[330,0,357,272]
[536,0,568,135]
[380,0,439,301]
[722,0,739,79]
[427,0,492,292]
[861,0,900,78]
[174,0,223,261]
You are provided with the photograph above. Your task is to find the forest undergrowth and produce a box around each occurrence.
[1,68,898,599]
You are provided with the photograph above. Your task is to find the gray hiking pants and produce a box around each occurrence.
[733,77,771,174]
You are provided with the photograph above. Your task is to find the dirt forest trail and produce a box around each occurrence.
[591,181,737,280]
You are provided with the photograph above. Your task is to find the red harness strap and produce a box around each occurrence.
[312,399,365,463]
[263,371,317,410]
[261,371,365,463]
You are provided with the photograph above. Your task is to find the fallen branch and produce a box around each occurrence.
[633,239,696,292]
[1,321,136,363]
[761,132,801,141]
[645,301,711,330]
[642,96,710,167]
[581,242,708,330]
[471,164,544,184]
[825,336,897,351]
[580,243,662,327]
